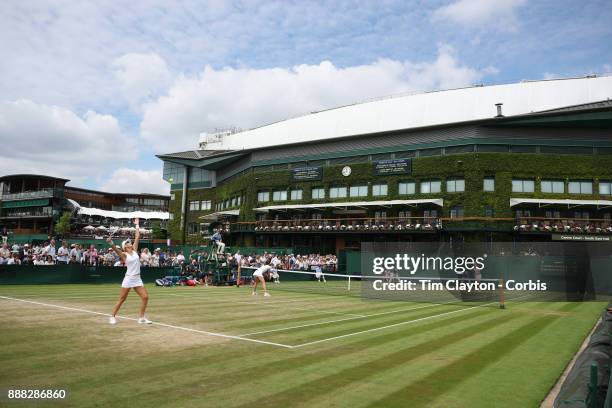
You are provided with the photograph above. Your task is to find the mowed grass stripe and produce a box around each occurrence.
[232,312,526,408]
[367,314,563,408]
[77,310,500,408]
[257,304,472,344]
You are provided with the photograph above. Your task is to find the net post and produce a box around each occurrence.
[499,278,506,309]
[348,276,351,292]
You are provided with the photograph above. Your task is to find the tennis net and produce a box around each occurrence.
[241,267,507,308]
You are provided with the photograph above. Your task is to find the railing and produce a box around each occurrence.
[1,208,53,218]
[252,217,442,232]
[514,217,612,234]
[0,188,60,201]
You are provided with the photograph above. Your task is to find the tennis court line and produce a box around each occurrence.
[290,302,496,348]
[0,295,294,349]
[239,301,453,337]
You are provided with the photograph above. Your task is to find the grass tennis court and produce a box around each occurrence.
[0,283,605,408]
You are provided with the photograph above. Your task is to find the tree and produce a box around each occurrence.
[54,212,72,237]
[151,220,167,239]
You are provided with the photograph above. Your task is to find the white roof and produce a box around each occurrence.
[200,209,240,220]
[69,198,169,220]
[218,76,612,150]
[254,199,443,212]
[510,198,612,208]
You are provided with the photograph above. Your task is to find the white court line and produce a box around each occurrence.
[0,295,294,349]
[240,301,452,336]
[163,292,367,317]
[291,302,497,348]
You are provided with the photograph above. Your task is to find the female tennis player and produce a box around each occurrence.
[251,261,274,297]
[108,218,152,325]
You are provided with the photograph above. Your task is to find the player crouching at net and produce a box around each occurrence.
[314,264,326,282]
[107,218,152,325]
[251,260,275,297]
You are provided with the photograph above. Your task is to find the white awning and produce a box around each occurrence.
[69,198,169,220]
[200,209,240,220]
[254,199,443,213]
[510,198,612,209]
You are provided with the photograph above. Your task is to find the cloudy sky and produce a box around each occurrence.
[1,0,611,195]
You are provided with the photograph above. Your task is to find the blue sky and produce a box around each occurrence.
[0,0,611,194]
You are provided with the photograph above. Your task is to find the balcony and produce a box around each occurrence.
[0,188,61,201]
[514,217,612,234]
[1,208,53,218]
[252,217,442,233]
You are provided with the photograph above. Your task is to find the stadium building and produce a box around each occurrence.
[0,174,170,241]
[157,76,612,253]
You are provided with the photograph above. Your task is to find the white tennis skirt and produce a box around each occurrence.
[121,274,144,288]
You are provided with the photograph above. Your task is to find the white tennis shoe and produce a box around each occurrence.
[109,316,117,325]
[264,292,271,297]
[138,317,152,324]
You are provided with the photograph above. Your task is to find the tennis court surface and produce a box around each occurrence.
[0,283,605,408]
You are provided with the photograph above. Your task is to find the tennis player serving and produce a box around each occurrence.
[251,260,274,297]
[107,218,152,325]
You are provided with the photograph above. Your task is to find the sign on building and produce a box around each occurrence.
[373,159,412,176]
[291,167,323,181]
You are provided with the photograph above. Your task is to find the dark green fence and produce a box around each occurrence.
[0,265,179,285]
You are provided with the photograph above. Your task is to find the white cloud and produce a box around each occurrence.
[98,168,169,195]
[112,53,172,108]
[432,0,527,30]
[141,46,498,152]
[0,100,136,184]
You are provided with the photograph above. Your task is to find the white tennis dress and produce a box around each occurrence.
[121,251,144,288]
[253,264,272,278]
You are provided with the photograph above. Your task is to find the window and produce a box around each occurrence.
[170,193,176,201]
[312,188,325,200]
[273,190,288,201]
[374,211,387,221]
[541,180,565,194]
[399,182,416,195]
[450,206,464,218]
[329,187,347,198]
[398,211,411,220]
[574,211,590,220]
[447,178,465,193]
[350,185,368,197]
[485,206,494,217]
[545,210,560,219]
[420,180,441,194]
[423,209,438,222]
[483,178,495,192]
[372,184,388,196]
[290,189,303,200]
[312,213,322,221]
[200,200,211,211]
[568,181,593,194]
[162,161,185,183]
[512,179,535,193]
[599,181,612,195]
[189,201,200,211]
[187,223,199,235]
[515,210,531,218]
[257,191,270,202]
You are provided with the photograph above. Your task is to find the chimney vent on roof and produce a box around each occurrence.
[495,103,504,117]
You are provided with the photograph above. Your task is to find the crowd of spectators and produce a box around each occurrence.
[514,219,612,234]
[254,220,441,232]
[0,240,338,275]
[0,240,188,267]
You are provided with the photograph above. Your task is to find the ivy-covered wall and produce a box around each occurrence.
[167,152,612,243]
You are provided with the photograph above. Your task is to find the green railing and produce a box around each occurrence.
[0,265,179,285]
